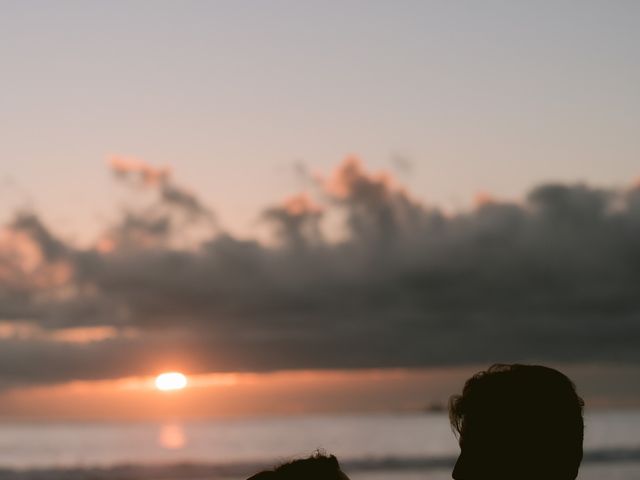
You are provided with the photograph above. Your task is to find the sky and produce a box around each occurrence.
[2,0,639,238]
[1,1,640,418]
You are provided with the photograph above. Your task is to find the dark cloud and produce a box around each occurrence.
[108,156,215,223]
[10,212,69,262]
[261,193,324,248]
[0,157,639,386]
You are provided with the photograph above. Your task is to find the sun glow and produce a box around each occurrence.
[155,372,188,391]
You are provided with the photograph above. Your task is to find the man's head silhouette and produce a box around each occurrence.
[449,364,584,480]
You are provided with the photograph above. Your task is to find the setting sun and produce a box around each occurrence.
[155,372,188,391]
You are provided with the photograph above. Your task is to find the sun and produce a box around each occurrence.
[155,372,188,391]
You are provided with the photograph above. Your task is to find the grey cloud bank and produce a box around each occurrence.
[0,157,639,386]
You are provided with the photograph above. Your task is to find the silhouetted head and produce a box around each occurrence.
[247,453,350,480]
[449,364,584,480]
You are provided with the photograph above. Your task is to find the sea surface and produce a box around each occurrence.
[0,411,638,479]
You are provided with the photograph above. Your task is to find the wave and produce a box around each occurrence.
[0,447,639,479]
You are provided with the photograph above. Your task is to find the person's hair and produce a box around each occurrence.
[449,364,584,480]
[247,452,347,480]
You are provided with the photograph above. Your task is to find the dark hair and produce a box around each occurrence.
[449,364,584,480]
[247,452,347,480]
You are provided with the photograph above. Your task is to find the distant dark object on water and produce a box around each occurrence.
[423,401,446,413]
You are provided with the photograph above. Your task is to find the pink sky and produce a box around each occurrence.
[1,2,639,419]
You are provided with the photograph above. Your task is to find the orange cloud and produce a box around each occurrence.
[323,155,407,200]
[49,326,134,344]
[0,228,72,290]
[0,322,135,345]
[108,156,171,187]
[474,190,496,206]
[282,192,324,216]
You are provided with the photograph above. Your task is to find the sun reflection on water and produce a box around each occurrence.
[158,423,186,450]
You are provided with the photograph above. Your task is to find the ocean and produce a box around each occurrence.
[0,411,638,479]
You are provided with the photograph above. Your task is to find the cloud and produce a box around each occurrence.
[262,193,324,248]
[108,156,214,222]
[0,156,639,386]
[110,156,171,187]
[390,154,414,175]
